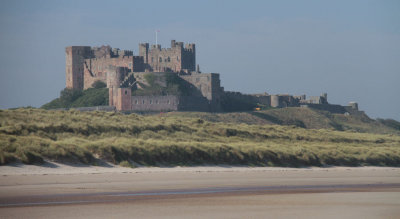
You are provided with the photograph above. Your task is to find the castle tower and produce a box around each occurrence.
[65,46,92,90]
[139,43,149,64]
[106,66,128,88]
[182,43,196,72]
[271,95,280,107]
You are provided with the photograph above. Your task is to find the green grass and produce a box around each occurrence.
[132,73,192,96]
[166,108,400,135]
[1,108,400,167]
[41,86,109,109]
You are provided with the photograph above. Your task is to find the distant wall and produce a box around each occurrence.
[130,95,211,112]
[221,92,258,112]
[180,73,222,111]
[302,103,346,114]
[180,73,221,101]
[51,106,116,112]
[178,96,210,111]
[131,96,179,111]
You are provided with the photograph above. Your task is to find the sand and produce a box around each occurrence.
[0,162,399,218]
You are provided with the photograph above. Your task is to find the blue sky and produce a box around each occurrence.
[0,0,399,119]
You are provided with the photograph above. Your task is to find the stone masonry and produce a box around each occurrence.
[66,40,359,113]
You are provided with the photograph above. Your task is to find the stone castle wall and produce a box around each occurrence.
[65,46,92,90]
[83,55,143,89]
[131,95,179,111]
[180,73,221,101]
[109,89,211,112]
[139,40,195,73]
[66,40,358,114]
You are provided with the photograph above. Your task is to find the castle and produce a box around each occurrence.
[66,40,359,113]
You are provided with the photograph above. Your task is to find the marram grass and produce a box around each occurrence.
[0,108,399,167]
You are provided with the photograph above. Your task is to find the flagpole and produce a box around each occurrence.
[156,30,158,46]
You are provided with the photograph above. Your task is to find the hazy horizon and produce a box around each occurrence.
[0,0,399,120]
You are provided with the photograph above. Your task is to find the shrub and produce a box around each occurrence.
[92,80,107,88]
[42,88,108,109]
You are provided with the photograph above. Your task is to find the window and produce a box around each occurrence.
[167,100,170,104]
[196,78,200,82]
[142,100,145,104]
[149,100,152,104]
[151,57,154,63]
[129,63,132,67]
[167,57,170,62]
[125,90,128,95]
[155,100,158,104]
[159,57,162,63]
[135,100,138,104]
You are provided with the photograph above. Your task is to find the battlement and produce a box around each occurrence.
[90,45,134,59]
[184,43,195,52]
[139,40,196,72]
[111,48,133,57]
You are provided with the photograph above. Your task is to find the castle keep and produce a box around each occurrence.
[66,40,359,113]
[66,40,223,112]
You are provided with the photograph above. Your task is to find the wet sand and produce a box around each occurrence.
[0,164,399,218]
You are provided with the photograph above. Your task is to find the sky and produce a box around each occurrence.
[0,0,399,120]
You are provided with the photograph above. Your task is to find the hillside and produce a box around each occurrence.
[1,108,399,167]
[41,81,108,109]
[165,108,400,135]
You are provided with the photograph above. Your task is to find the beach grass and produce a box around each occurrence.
[1,108,399,167]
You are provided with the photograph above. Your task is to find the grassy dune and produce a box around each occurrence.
[166,108,400,134]
[1,108,400,167]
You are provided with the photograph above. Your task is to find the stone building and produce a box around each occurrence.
[65,40,359,113]
[139,40,195,73]
[66,40,223,112]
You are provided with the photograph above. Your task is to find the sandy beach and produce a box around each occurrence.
[0,162,399,218]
